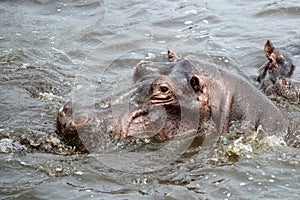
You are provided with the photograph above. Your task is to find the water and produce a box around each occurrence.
[1,0,300,199]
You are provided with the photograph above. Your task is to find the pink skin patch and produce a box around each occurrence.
[74,115,89,125]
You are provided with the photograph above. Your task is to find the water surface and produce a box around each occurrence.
[1,0,300,199]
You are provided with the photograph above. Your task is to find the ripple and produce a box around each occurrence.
[255,6,300,17]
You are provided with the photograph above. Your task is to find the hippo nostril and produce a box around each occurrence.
[74,115,89,125]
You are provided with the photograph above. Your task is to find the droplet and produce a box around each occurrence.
[56,168,63,172]
[75,171,83,175]
[145,53,155,59]
[184,10,198,15]
[184,21,193,25]
[175,34,185,39]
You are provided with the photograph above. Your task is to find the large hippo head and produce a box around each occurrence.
[57,55,212,152]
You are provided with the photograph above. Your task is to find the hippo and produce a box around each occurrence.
[257,40,300,88]
[57,49,292,153]
[256,40,300,104]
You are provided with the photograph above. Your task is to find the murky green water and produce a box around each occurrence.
[1,0,299,199]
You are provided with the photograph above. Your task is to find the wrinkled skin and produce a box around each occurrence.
[57,50,292,152]
[257,40,300,104]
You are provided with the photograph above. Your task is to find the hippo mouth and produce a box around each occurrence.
[118,106,168,139]
[116,77,177,139]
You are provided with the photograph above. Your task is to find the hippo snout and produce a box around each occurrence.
[116,106,168,139]
[58,101,90,128]
[57,101,92,152]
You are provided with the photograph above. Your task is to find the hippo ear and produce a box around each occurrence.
[189,74,207,95]
[264,40,274,58]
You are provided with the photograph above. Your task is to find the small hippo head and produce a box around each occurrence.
[264,40,295,83]
[57,58,212,152]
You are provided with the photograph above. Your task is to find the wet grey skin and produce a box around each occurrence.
[57,50,293,153]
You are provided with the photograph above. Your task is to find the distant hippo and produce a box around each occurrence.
[257,40,300,87]
[57,49,292,152]
[256,40,300,104]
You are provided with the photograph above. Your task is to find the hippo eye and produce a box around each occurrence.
[160,86,169,93]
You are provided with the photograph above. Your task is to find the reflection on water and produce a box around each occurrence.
[0,0,300,199]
